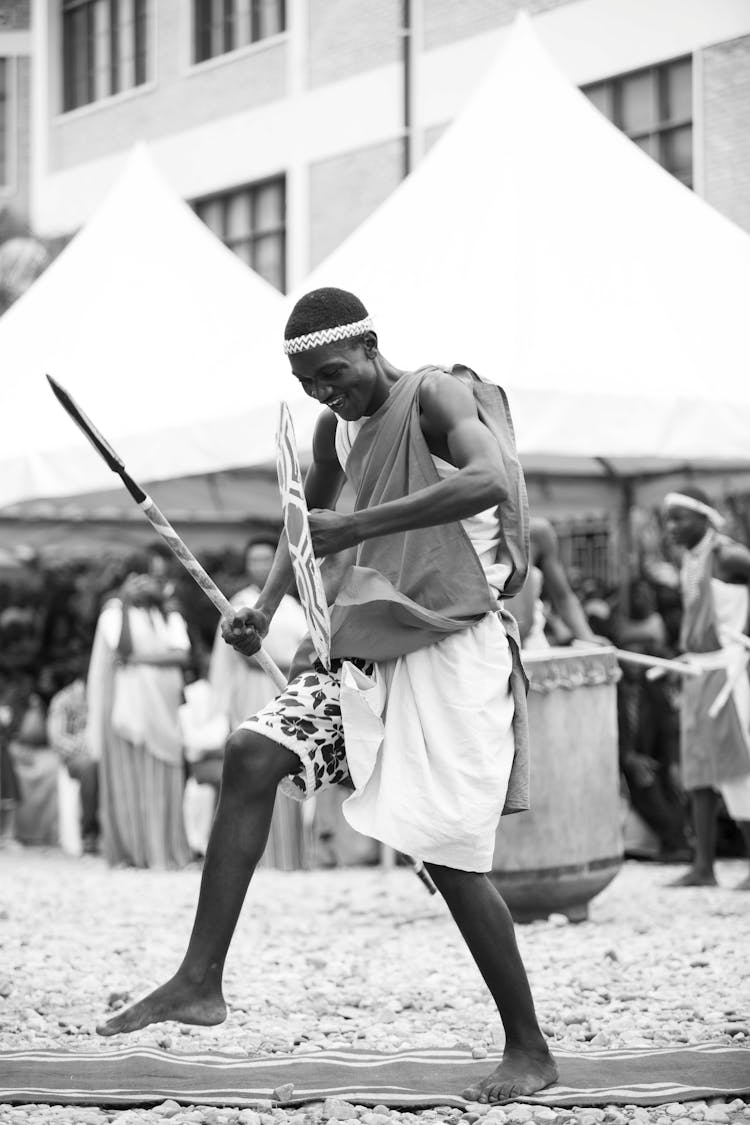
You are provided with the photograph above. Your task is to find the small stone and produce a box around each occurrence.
[322,1099,359,1122]
[157,1034,173,1050]
[153,1100,183,1118]
[471,1046,488,1059]
[547,913,570,927]
[239,1113,262,1125]
[361,1115,392,1125]
[273,1083,295,1102]
[201,1110,223,1125]
[506,1108,533,1123]
[665,1107,685,1118]
[106,990,131,1009]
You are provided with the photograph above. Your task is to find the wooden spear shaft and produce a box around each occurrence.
[46,374,286,690]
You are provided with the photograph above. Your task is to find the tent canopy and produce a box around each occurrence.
[3,17,750,544]
[0,145,302,512]
[296,15,750,473]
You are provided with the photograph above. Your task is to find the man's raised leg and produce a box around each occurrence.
[426,863,558,1103]
[97,730,300,1035]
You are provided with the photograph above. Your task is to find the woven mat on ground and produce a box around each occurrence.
[1,1044,748,1109]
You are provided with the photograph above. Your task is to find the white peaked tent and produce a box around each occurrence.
[0,145,298,517]
[296,15,750,488]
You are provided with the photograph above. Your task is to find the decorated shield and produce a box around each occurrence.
[276,401,332,670]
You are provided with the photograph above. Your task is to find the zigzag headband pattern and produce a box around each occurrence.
[283,316,374,355]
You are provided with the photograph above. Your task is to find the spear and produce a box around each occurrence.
[46,374,286,691]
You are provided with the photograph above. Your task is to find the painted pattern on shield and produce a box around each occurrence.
[276,402,332,670]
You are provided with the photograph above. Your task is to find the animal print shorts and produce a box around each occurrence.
[239,657,375,801]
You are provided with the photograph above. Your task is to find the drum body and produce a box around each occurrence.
[491,644,623,922]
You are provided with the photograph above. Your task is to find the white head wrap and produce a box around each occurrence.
[283,316,374,356]
[663,491,726,529]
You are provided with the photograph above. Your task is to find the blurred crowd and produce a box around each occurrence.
[0,512,746,872]
[0,535,323,868]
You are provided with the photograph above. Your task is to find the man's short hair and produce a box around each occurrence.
[284,288,372,354]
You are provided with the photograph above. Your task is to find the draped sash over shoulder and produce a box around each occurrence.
[324,367,530,662]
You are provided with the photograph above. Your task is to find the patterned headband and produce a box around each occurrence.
[283,315,373,355]
[663,492,725,528]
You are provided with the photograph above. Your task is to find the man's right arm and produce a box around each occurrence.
[222,410,345,656]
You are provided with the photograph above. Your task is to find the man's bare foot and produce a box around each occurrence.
[96,974,227,1037]
[666,868,718,888]
[464,1047,558,1103]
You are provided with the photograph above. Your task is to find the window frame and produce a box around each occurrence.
[190,0,287,69]
[60,0,153,115]
[0,55,16,195]
[581,55,694,188]
[192,175,287,293]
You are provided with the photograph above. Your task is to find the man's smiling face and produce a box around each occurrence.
[290,335,385,421]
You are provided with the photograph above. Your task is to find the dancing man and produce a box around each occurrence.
[664,487,750,889]
[98,287,558,1102]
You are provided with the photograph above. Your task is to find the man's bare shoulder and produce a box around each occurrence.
[417,367,479,433]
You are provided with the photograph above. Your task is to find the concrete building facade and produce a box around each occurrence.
[28,0,750,294]
[0,0,31,228]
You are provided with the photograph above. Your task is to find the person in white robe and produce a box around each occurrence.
[86,572,192,869]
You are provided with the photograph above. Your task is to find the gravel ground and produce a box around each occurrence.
[1,849,749,1125]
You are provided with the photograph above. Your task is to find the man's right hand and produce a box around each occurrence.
[220,606,270,657]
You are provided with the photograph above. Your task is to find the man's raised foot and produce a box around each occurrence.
[463,1046,558,1104]
[96,973,227,1036]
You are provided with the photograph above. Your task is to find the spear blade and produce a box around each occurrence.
[46,374,127,475]
[45,372,286,689]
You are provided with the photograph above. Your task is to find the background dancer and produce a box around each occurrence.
[97,287,558,1103]
[664,487,750,889]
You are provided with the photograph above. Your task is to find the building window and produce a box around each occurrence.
[194,178,286,292]
[193,0,285,64]
[0,59,7,187]
[62,0,149,112]
[556,519,616,590]
[582,57,693,187]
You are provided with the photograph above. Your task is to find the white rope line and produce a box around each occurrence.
[283,316,373,355]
